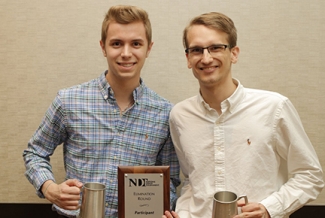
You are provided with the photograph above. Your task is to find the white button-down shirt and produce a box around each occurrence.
[169,79,324,218]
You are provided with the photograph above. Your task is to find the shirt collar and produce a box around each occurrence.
[226,78,245,113]
[98,70,145,101]
[198,78,245,114]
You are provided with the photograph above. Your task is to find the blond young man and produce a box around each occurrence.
[23,5,180,217]
[163,12,323,218]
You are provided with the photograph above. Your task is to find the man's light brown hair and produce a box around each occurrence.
[183,12,237,49]
[101,5,152,46]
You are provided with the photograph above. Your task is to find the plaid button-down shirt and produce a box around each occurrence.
[23,71,180,217]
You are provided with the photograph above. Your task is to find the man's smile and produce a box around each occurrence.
[118,62,136,67]
[199,65,218,71]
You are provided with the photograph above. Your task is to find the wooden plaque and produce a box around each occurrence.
[118,166,170,218]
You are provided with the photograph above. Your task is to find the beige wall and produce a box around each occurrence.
[0,0,324,205]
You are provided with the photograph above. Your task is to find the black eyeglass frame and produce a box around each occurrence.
[185,44,229,54]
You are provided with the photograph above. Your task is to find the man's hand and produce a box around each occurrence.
[42,179,83,210]
[162,210,180,218]
[234,202,270,218]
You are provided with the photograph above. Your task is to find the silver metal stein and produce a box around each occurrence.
[212,190,248,218]
[79,182,106,218]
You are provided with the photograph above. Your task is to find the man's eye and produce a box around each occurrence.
[133,42,141,47]
[190,48,202,53]
[112,42,121,47]
[209,46,223,52]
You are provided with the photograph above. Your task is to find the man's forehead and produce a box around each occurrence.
[187,25,228,46]
[106,21,147,42]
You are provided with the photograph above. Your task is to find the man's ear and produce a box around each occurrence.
[99,40,106,57]
[186,53,192,69]
[231,46,240,64]
[146,42,154,58]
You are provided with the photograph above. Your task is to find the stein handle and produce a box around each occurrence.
[237,195,248,206]
[78,186,85,218]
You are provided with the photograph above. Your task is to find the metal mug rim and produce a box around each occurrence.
[213,190,239,203]
[83,182,106,190]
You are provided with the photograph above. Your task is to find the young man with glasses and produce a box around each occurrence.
[23,5,180,218]
[163,12,323,218]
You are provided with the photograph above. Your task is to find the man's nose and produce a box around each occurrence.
[201,49,213,63]
[121,45,132,57]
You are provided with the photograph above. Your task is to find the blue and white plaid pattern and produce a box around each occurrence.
[23,71,180,217]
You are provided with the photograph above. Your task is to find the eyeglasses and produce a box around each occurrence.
[185,44,229,57]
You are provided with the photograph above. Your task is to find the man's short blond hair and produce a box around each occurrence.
[101,5,152,46]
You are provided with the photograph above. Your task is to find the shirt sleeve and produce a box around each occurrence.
[169,115,193,215]
[175,178,192,217]
[260,99,324,217]
[22,93,67,198]
[156,131,181,210]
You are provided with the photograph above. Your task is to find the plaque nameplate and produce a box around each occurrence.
[118,166,170,218]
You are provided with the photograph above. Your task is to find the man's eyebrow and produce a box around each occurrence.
[131,38,145,42]
[187,44,201,48]
[107,38,145,42]
[107,38,122,42]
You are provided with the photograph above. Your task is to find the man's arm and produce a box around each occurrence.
[23,93,67,197]
[260,99,324,217]
[157,134,181,210]
[168,117,193,217]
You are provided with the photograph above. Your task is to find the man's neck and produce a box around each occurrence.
[105,71,139,110]
[200,78,237,114]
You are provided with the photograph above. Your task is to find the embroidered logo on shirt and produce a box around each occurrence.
[247,139,251,145]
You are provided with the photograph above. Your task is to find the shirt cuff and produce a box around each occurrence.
[36,177,56,198]
[260,195,285,218]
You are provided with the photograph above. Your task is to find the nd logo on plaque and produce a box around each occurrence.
[118,166,170,218]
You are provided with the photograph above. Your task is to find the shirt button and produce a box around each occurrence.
[105,203,109,207]
[104,95,108,99]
